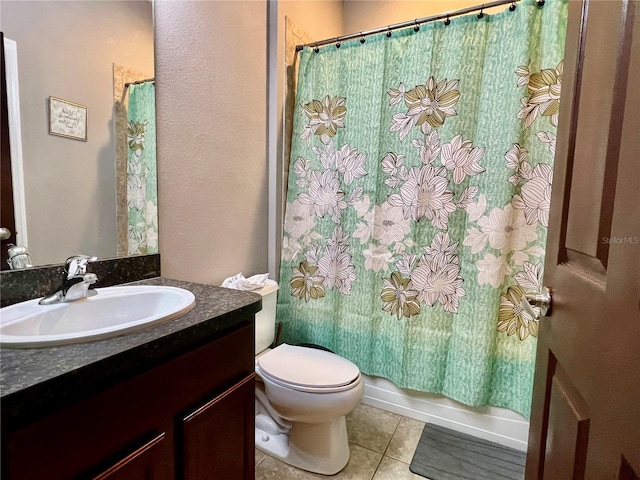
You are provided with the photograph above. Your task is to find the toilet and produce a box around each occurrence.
[253,280,364,475]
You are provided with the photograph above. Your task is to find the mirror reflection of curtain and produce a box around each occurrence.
[114,63,150,256]
[126,82,158,255]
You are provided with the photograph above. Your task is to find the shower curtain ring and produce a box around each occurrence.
[313,44,319,53]
[414,19,420,32]
[477,5,485,19]
[509,1,517,11]
[386,27,392,38]
[336,39,341,48]
[444,14,451,26]
[537,0,545,6]
[360,33,366,44]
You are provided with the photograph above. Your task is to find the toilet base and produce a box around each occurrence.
[255,415,350,475]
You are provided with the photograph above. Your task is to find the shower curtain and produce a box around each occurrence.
[277,0,568,417]
[126,82,158,255]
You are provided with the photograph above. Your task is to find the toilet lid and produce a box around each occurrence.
[257,343,360,390]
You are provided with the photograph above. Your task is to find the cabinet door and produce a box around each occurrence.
[91,432,170,480]
[181,374,255,480]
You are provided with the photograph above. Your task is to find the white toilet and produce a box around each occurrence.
[253,280,364,475]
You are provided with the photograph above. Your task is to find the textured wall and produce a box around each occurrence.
[1,1,153,266]
[155,0,268,285]
[278,1,344,41]
[343,0,508,33]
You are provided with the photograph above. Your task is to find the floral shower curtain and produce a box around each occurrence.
[126,82,158,254]
[277,0,568,417]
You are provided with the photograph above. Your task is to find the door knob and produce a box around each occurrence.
[522,286,552,319]
[0,227,11,241]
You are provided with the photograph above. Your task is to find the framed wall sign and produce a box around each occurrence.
[49,96,87,141]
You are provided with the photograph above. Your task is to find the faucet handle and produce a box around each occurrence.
[65,255,97,278]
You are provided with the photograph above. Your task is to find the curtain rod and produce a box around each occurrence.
[124,78,155,88]
[296,0,543,52]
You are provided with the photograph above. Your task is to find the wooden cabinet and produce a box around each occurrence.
[92,433,170,480]
[182,375,255,480]
[1,322,255,480]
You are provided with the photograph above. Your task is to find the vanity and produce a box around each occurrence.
[1,276,261,480]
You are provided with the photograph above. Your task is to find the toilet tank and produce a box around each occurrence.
[254,280,279,355]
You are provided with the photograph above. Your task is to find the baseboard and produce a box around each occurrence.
[361,374,529,451]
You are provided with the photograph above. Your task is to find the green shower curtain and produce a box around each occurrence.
[277,0,568,417]
[126,82,158,255]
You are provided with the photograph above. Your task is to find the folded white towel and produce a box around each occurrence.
[221,272,270,291]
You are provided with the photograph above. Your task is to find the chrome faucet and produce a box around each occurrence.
[39,255,98,305]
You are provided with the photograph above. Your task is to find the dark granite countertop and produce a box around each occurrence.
[0,277,261,429]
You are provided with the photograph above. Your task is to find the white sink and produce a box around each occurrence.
[0,285,195,348]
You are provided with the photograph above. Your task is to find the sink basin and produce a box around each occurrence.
[0,285,195,348]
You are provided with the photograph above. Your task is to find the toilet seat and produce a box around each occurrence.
[257,343,360,393]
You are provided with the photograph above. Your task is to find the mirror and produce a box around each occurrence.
[1,0,156,267]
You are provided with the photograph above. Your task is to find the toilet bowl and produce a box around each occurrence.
[252,281,364,475]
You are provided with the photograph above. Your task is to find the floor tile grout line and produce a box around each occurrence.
[381,414,403,457]
[369,451,385,480]
[255,451,266,469]
[386,416,426,464]
[369,453,384,480]
[348,441,385,480]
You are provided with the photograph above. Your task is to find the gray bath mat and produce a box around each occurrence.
[409,423,526,480]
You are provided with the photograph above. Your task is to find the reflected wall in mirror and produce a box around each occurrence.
[1,0,155,268]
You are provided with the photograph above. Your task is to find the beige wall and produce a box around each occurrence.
[154,0,342,284]
[278,1,344,41]
[1,1,153,266]
[343,0,509,33]
[155,0,269,285]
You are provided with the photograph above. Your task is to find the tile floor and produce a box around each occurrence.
[255,403,427,479]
